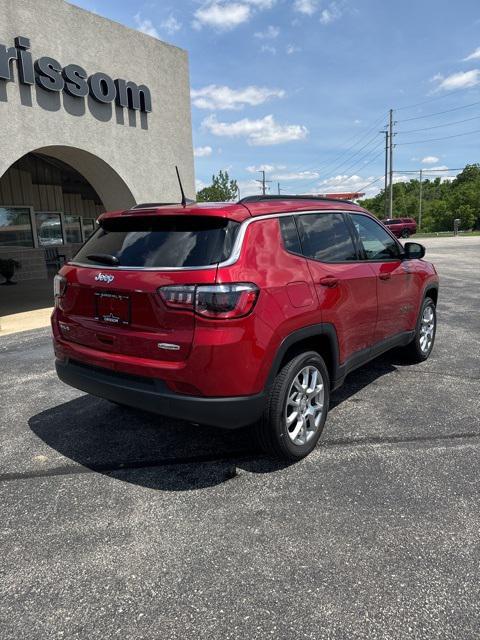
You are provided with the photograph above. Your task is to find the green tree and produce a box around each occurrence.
[454,204,475,230]
[197,170,239,202]
[358,163,480,232]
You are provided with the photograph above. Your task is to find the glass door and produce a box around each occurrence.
[35,212,64,247]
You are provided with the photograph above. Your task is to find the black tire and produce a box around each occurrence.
[256,351,330,460]
[401,297,437,363]
[401,229,410,238]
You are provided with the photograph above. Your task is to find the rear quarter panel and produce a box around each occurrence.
[213,218,320,394]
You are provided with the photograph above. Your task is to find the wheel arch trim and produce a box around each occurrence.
[265,323,340,390]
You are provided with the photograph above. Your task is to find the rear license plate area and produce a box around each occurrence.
[95,292,131,325]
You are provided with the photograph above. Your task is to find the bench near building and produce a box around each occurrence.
[0,0,194,283]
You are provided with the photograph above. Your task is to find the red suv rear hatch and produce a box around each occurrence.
[55,213,240,362]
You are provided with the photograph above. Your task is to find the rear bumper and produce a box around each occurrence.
[55,358,266,429]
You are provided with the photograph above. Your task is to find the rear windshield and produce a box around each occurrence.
[74,216,240,268]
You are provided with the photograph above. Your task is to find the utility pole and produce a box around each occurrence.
[256,170,271,195]
[418,169,423,231]
[380,129,389,218]
[277,182,281,195]
[388,108,394,218]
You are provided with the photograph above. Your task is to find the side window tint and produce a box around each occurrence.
[296,213,357,262]
[351,214,401,260]
[279,216,302,254]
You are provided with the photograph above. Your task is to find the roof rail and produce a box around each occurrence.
[238,194,355,206]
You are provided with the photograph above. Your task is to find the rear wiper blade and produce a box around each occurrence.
[87,253,119,266]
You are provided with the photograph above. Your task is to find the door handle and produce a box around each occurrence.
[379,273,392,281]
[319,276,338,287]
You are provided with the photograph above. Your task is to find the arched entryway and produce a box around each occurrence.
[0,147,135,300]
[31,146,136,212]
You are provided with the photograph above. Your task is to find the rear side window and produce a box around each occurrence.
[296,213,357,262]
[74,216,240,268]
[279,216,302,254]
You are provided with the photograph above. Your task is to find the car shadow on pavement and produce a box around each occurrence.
[29,355,398,491]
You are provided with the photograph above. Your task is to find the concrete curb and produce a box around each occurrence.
[0,308,53,336]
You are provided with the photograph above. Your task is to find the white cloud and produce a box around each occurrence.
[320,3,342,24]
[463,47,480,61]
[160,15,182,34]
[428,165,449,171]
[261,44,277,54]
[194,146,213,157]
[202,114,308,145]
[247,0,276,7]
[254,25,280,38]
[246,164,286,173]
[286,44,301,54]
[432,69,480,91]
[237,178,267,197]
[293,0,319,15]
[191,84,285,109]
[196,178,207,191]
[134,14,159,38]
[193,2,251,31]
[300,174,380,198]
[193,0,276,31]
[272,170,320,180]
[421,156,440,164]
[293,0,344,23]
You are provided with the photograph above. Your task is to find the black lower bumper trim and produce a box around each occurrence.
[55,359,266,429]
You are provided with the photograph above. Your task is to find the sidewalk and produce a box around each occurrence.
[0,307,53,336]
[0,278,54,336]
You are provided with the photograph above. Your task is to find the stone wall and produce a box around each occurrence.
[0,0,195,207]
[0,247,47,282]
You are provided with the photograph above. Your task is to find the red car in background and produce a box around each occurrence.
[383,217,417,238]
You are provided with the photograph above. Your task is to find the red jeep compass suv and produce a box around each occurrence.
[52,196,438,460]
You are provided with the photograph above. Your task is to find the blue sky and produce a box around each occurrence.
[73,0,480,197]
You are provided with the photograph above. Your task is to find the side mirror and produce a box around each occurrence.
[403,242,425,260]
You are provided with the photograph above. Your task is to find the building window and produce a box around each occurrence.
[0,207,34,247]
[82,218,96,241]
[35,212,64,247]
[64,215,82,244]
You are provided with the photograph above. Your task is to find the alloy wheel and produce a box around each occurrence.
[419,304,435,354]
[285,365,325,446]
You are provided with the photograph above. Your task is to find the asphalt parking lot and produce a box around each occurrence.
[1,235,479,640]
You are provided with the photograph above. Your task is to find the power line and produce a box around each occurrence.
[301,148,385,195]
[338,140,385,177]
[394,167,464,173]
[396,128,480,146]
[298,111,387,177]
[353,175,384,193]
[315,131,383,178]
[394,86,480,112]
[381,129,389,216]
[297,140,384,194]
[397,114,480,135]
[397,100,480,123]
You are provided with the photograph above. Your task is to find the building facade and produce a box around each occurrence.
[0,0,194,282]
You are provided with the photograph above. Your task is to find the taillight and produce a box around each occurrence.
[158,283,259,319]
[158,285,195,310]
[54,275,67,300]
